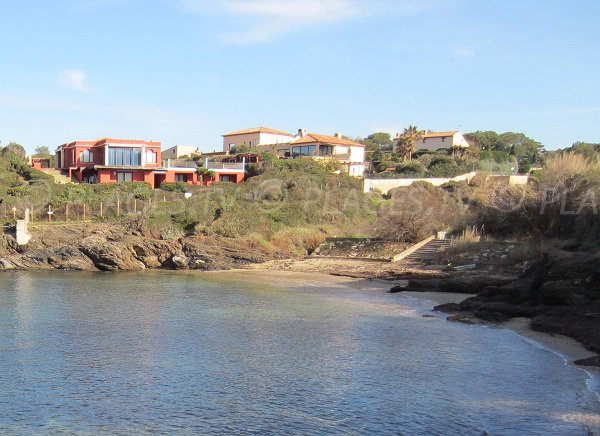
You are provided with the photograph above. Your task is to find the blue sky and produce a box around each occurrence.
[1,0,599,153]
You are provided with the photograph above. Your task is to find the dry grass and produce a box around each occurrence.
[543,153,591,178]
[452,226,483,246]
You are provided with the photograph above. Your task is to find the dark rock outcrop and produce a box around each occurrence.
[0,224,274,273]
[403,275,517,294]
[425,252,600,365]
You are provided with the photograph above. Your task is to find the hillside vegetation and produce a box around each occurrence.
[0,150,379,256]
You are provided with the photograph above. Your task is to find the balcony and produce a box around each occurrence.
[206,161,246,172]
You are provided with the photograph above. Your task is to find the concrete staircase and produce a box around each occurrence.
[400,239,452,263]
[43,169,73,184]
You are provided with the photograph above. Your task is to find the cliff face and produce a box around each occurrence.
[0,223,273,272]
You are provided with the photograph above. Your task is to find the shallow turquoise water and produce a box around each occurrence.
[0,271,598,435]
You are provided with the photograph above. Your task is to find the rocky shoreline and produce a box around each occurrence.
[388,252,600,368]
[0,222,276,272]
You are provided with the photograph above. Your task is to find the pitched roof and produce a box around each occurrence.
[395,131,459,140]
[222,127,293,137]
[422,131,459,138]
[291,133,365,147]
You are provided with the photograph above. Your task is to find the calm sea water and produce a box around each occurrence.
[0,271,598,435]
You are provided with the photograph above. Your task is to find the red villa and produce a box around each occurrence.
[55,138,245,188]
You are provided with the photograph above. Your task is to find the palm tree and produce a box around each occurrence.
[450,142,465,158]
[396,125,423,161]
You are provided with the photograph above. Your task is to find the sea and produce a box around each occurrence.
[0,270,598,435]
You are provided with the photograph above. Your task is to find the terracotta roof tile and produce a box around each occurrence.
[394,131,459,140]
[223,127,293,137]
[291,133,364,147]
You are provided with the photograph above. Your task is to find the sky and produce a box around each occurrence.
[0,0,599,154]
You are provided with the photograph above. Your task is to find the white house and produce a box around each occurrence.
[395,131,470,153]
[222,126,366,177]
[259,129,366,177]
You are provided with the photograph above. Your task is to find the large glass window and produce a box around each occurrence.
[108,148,142,166]
[291,145,316,157]
[80,150,94,163]
[175,174,188,182]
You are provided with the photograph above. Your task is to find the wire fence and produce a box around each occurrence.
[0,191,187,223]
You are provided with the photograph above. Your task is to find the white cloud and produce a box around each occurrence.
[453,47,475,58]
[178,0,452,43]
[59,70,91,92]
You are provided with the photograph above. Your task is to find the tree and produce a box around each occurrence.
[396,125,423,161]
[197,166,216,182]
[465,130,544,173]
[34,146,51,156]
[1,142,26,159]
[229,144,250,155]
[360,132,394,162]
[449,142,467,158]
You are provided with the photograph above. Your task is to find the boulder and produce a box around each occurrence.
[171,255,189,270]
[433,302,461,313]
[79,239,146,271]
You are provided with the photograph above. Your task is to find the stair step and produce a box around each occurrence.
[399,238,453,263]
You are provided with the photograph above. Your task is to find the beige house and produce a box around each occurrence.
[395,131,470,153]
[162,144,200,159]
[222,127,294,152]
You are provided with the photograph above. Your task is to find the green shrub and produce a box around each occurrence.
[160,182,190,193]
[395,161,426,177]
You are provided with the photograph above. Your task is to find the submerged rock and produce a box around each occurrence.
[447,313,488,325]
[573,355,600,368]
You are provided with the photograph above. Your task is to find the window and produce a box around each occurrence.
[291,145,316,157]
[80,150,94,163]
[175,174,188,182]
[228,143,235,150]
[117,172,133,182]
[319,145,334,156]
[219,174,234,183]
[441,137,445,142]
[108,147,141,166]
[145,149,157,164]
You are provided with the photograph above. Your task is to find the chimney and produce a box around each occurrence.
[334,132,342,139]
[297,128,307,137]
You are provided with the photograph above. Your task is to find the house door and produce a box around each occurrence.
[154,174,166,189]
